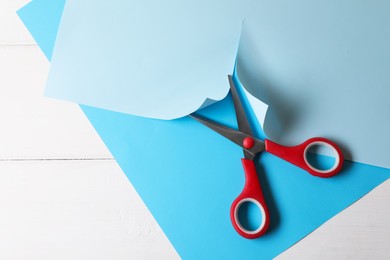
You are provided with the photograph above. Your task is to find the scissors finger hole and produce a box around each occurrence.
[304,141,340,174]
[234,198,266,235]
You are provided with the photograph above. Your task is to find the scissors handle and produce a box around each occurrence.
[265,137,344,177]
[230,159,270,239]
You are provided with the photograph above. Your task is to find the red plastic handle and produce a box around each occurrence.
[265,137,344,178]
[230,159,270,239]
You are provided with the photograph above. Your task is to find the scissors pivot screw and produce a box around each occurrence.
[243,137,255,149]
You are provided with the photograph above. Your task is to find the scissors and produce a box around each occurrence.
[190,75,344,239]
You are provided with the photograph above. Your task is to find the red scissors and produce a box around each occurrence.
[190,75,344,239]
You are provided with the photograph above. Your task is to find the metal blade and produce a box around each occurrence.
[228,75,257,159]
[190,113,265,160]
[228,75,253,136]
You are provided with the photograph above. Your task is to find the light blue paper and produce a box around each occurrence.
[18,1,390,259]
[236,1,390,168]
[44,0,247,120]
[43,0,390,169]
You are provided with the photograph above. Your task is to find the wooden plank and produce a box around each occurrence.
[0,160,179,259]
[0,0,36,45]
[277,179,390,259]
[0,46,111,159]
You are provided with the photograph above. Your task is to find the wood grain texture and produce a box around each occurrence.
[0,45,111,159]
[0,160,179,260]
[0,0,34,45]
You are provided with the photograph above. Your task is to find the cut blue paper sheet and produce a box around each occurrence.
[43,0,390,169]
[18,1,390,259]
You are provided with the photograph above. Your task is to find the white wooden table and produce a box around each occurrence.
[0,1,389,259]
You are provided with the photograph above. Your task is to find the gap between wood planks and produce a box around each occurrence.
[0,158,114,162]
[0,43,37,47]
